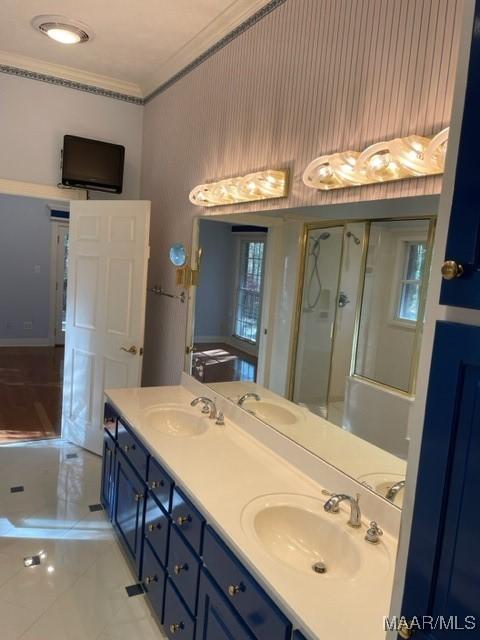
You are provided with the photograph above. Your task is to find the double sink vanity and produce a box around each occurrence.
[101,377,399,640]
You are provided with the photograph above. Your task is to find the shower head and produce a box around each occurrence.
[346,230,361,245]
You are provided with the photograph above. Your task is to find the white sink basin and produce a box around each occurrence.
[357,472,405,507]
[241,494,375,578]
[243,401,298,425]
[144,406,209,437]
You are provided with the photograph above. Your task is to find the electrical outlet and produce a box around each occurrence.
[23,321,33,330]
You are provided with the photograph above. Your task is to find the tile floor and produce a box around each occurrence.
[0,438,166,639]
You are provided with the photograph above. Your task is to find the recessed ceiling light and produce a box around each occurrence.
[32,15,93,45]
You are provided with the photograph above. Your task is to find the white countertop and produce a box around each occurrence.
[105,384,397,640]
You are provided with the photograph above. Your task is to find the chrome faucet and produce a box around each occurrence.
[190,396,218,420]
[238,392,260,407]
[385,480,406,502]
[324,493,362,528]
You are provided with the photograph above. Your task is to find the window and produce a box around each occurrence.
[234,239,265,343]
[395,241,426,323]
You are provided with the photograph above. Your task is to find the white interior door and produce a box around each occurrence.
[62,200,150,454]
[54,223,69,345]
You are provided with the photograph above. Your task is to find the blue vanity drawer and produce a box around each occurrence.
[293,632,308,640]
[144,493,170,567]
[202,526,291,640]
[171,487,205,554]
[147,457,173,514]
[164,579,196,640]
[168,526,201,615]
[142,540,167,624]
[117,420,149,480]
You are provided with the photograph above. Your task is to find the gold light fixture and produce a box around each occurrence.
[189,170,288,207]
[303,128,449,191]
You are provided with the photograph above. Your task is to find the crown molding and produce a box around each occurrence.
[142,0,278,97]
[0,50,143,99]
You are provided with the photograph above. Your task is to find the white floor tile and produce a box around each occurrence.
[0,562,81,616]
[0,599,40,640]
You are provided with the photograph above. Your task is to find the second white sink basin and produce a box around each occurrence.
[242,494,372,578]
[144,406,209,437]
[243,401,298,425]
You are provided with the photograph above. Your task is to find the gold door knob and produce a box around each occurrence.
[120,345,137,355]
[441,260,464,280]
[398,619,414,639]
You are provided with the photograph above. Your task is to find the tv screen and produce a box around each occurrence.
[61,135,125,193]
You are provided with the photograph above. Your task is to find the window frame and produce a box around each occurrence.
[232,234,267,345]
[389,233,427,330]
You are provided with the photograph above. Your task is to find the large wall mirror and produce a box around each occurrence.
[186,201,436,509]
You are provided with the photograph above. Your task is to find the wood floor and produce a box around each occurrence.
[0,346,63,444]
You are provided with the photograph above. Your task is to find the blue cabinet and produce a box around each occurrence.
[113,450,146,578]
[100,430,115,518]
[440,1,480,308]
[102,403,293,640]
[293,633,307,640]
[196,568,255,640]
[401,322,480,636]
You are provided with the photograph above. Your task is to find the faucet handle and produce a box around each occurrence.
[365,521,383,544]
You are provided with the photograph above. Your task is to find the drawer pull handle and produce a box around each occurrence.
[176,515,190,526]
[150,480,164,489]
[173,563,187,575]
[228,584,243,597]
[169,623,184,634]
[147,523,160,533]
[123,443,135,452]
[106,449,112,457]
[144,575,157,585]
[134,493,144,502]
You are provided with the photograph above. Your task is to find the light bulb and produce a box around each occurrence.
[46,28,82,44]
[369,153,389,171]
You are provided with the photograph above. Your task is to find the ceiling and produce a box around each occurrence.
[0,0,270,98]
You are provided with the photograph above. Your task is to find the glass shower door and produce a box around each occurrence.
[292,226,344,417]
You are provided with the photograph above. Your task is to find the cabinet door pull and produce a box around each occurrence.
[228,583,243,597]
[173,563,187,575]
[150,479,164,489]
[176,515,190,526]
[147,523,159,533]
[169,622,184,633]
[144,575,157,585]
[134,493,144,502]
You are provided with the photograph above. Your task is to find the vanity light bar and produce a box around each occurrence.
[302,127,449,191]
[189,170,288,207]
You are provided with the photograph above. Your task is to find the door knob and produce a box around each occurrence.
[120,345,137,355]
[398,619,414,639]
[441,260,464,280]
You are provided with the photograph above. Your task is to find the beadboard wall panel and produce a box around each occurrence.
[141,0,462,386]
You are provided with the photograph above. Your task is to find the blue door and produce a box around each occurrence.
[113,451,145,577]
[440,0,480,308]
[400,322,480,637]
[196,569,255,640]
[100,432,115,518]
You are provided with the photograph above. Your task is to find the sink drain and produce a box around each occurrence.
[312,562,327,574]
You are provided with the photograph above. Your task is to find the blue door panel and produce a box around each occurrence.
[401,321,480,637]
[142,540,167,624]
[113,451,145,577]
[196,569,254,640]
[440,0,480,308]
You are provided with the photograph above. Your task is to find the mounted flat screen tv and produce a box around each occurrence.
[61,135,125,193]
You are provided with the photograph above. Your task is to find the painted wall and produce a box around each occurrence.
[194,220,235,340]
[0,194,52,342]
[141,0,462,386]
[0,74,143,199]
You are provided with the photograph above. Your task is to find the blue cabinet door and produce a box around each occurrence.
[113,450,145,578]
[100,431,115,518]
[196,569,255,640]
[401,321,480,637]
[440,0,480,308]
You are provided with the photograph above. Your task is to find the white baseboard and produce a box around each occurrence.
[0,338,53,347]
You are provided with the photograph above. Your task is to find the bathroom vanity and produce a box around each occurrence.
[101,381,398,640]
